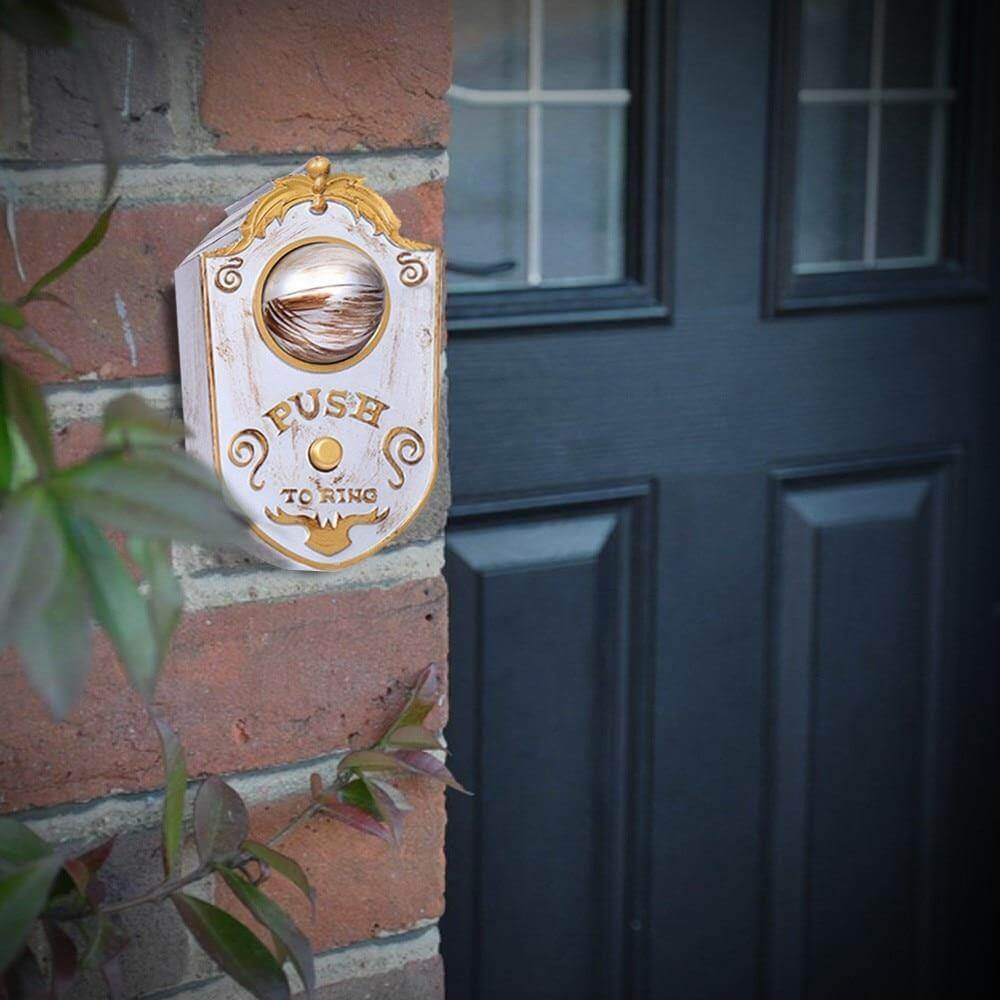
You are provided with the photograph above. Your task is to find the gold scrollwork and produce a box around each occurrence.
[265,506,389,557]
[208,156,432,259]
[381,426,425,490]
[214,256,244,292]
[396,252,428,287]
[227,428,269,490]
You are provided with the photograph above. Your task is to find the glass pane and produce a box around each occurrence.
[541,107,626,283]
[794,105,869,266]
[877,105,935,259]
[800,0,873,90]
[883,0,948,89]
[445,104,528,291]
[543,0,626,89]
[453,0,530,89]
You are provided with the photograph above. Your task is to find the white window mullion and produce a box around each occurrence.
[862,0,887,265]
[925,0,953,259]
[526,0,545,287]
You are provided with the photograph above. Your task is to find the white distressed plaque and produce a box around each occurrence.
[175,157,441,571]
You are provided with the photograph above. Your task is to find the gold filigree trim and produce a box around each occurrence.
[264,505,389,557]
[215,256,243,292]
[227,428,269,490]
[382,425,426,489]
[396,252,428,287]
[208,156,432,258]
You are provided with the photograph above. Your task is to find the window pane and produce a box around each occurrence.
[794,105,868,266]
[541,107,626,283]
[877,105,935,259]
[800,0,873,90]
[454,0,530,89]
[883,0,947,89]
[543,0,626,89]
[446,104,528,291]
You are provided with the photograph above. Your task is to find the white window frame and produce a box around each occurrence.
[793,0,956,275]
[448,0,632,288]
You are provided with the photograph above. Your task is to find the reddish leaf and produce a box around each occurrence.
[361,778,408,845]
[76,837,115,876]
[384,725,444,751]
[391,751,471,794]
[385,664,442,737]
[314,791,392,845]
[43,920,77,997]
[194,777,250,863]
[337,750,401,774]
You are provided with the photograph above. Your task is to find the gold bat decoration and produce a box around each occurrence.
[264,505,389,557]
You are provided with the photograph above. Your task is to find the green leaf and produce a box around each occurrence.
[390,751,471,794]
[153,717,186,876]
[171,894,290,1000]
[240,840,314,912]
[194,777,249,864]
[16,200,117,306]
[0,411,10,494]
[0,854,64,973]
[0,819,50,869]
[66,516,160,700]
[0,488,64,651]
[0,301,26,330]
[0,0,74,46]
[0,362,54,472]
[16,540,91,719]
[3,322,74,373]
[217,868,315,999]
[127,537,182,659]
[75,41,120,200]
[103,394,185,449]
[384,725,444,751]
[337,750,402,774]
[56,451,249,546]
[78,914,128,971]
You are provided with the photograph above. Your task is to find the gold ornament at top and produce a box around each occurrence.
[208,155,432,259]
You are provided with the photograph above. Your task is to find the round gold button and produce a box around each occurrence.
[308,436,343,472]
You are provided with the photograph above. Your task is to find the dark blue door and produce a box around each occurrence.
[441,1,998,997]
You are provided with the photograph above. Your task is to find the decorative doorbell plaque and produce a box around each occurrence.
[175,157,441,571]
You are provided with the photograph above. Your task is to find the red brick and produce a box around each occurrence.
[0,204,224,383]
[0,579,447,812]
[201,0,451,153]
[2,182,442,385]
[217,781,445,951]
[388,182,445,247]
[53,419,103,466]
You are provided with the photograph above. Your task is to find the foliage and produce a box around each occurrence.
[0,665,461,998]
[0,23,466,998]
[0,202,251,718]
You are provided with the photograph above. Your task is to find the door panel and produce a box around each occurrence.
[442,1,997,996]
[766,453,959,999]
[444,485,653,1000]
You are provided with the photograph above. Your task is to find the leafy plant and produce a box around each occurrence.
[0,665,465,998]
[0,20,466,997]
[1,206,251,718]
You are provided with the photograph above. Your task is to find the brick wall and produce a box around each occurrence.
[0,2,450,997]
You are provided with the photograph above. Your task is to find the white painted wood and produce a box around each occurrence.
[175,171,441,572]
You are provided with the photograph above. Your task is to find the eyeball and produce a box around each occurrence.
[260,241,386,365]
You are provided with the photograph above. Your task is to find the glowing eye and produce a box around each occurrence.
[261,242,386,365]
